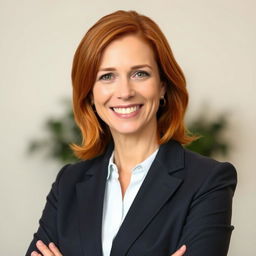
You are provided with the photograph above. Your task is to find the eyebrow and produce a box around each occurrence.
[98,64,152,72]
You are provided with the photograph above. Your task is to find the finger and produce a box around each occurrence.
[171,245,186,256]
[49,242,63,256]
[31,252,42,256]
[36,240,54,256]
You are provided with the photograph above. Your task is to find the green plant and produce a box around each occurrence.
[185,112,230,157]
[28,101,81,163]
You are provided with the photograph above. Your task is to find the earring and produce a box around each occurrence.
[159,96,166,107]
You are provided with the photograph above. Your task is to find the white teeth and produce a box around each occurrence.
[113,106,139,114]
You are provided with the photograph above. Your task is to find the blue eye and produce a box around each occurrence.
[99,73,114,81]
[133,70,150,78]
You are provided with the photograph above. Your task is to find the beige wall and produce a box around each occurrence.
[0,0,255,255]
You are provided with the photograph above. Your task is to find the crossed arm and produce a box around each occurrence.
[30,241,187,256]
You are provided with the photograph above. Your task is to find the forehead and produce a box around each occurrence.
[99,34,157,68]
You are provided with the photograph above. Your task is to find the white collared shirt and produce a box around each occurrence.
[101,148,159,256]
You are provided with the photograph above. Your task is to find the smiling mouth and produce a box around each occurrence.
[111,104,143,114]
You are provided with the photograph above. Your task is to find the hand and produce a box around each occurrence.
[30,240,185,256]
[31,240,63,256]
[170,245,186,256]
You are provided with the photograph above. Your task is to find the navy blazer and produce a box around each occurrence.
[26,140,237,256]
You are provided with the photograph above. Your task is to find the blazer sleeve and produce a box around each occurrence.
[25,164,70,256]
[177,162,237,256]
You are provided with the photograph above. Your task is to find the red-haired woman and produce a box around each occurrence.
[26,10,237,256]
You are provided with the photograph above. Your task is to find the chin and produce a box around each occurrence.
[110,125,143,136]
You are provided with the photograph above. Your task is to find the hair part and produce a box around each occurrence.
[71,10,195,160]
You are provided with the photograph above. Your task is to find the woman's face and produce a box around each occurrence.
[92,34,165,138]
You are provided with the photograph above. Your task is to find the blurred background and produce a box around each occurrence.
[0,0,255,255]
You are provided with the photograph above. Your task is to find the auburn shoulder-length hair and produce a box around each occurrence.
[71,10,195,160]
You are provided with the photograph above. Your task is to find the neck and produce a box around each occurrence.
[111,127,159,174]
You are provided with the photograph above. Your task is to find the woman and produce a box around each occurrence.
[26,10,237,256]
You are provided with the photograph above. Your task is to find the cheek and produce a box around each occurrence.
[92,85,113,104]
[139,82,162,102]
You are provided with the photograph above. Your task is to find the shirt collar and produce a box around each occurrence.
[107,148,159,180]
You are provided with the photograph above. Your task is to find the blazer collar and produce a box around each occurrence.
[110,140,184,256]
[75,143,113,256]
[76,140,184,256]
[156,139,184,173]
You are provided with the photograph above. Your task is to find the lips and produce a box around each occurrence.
[113,105,139,114]
[110,104,143,117]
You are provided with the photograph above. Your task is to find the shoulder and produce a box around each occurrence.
[183,147,236,176]
[182,147,237,194]
[53,153,106,188]
[159,139,236,177]
[160,140,237,192]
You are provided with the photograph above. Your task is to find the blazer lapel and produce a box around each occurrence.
[110,140,185,256]
[75,144,113,256]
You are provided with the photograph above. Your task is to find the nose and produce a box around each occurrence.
[116,78,135,100]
